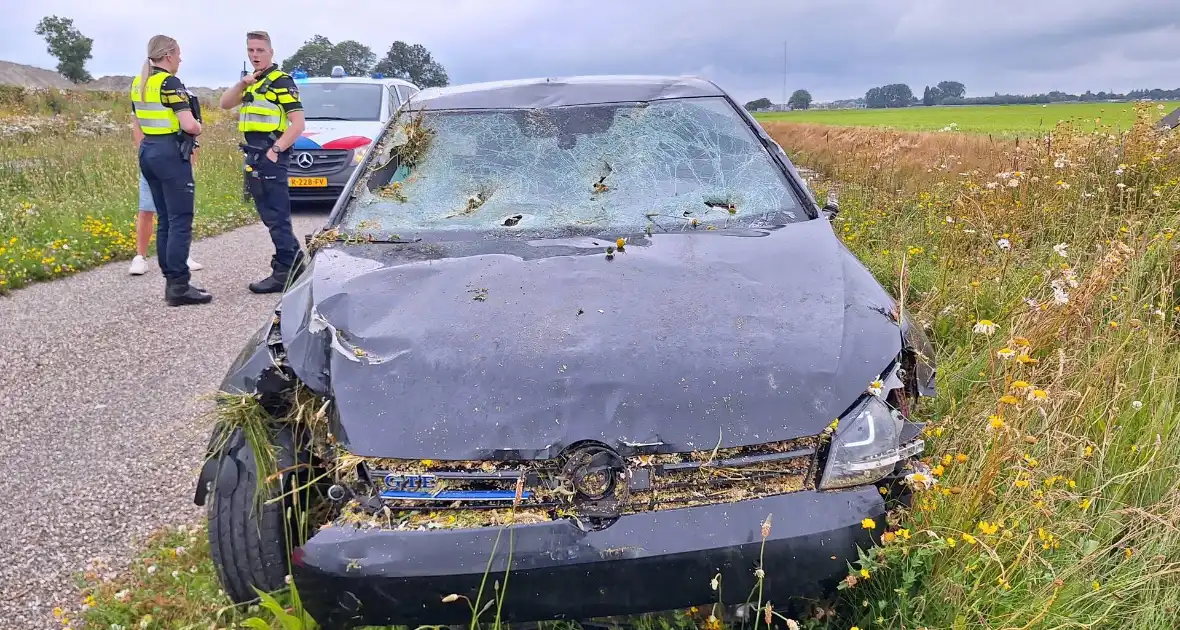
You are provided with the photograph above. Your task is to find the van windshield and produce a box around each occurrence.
[299,83,384,121]
[341,96,806,234]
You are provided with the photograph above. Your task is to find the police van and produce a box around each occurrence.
[276,65,420,204]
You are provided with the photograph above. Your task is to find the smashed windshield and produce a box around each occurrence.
[341,96,806,233]
[298,83,384,121]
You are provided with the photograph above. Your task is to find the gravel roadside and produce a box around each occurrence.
[0,212,326,628]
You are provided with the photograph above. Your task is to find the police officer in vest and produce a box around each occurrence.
[219,30,306,294]
[131,34,212,306]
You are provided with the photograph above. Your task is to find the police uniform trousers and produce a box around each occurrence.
[139,134,196,287]
[246,132,301,276]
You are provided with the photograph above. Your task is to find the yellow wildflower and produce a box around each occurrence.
[978,521,999,535]
[989,415,1005,429]
[861,518,876,530]
[955,453,968,463]
[962,533,978,545]
[999,395,1020,405]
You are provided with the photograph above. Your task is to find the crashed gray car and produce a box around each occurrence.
[195,75,937,629]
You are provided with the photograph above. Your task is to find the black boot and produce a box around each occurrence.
[248,270,289,294]
[166,281,214,306]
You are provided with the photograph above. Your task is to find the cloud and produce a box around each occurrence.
[3,0,1178,105]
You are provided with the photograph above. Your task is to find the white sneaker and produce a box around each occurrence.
[129,255,148,276]
[187,257,203,271]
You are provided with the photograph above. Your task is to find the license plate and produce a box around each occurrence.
[289,177,327,187]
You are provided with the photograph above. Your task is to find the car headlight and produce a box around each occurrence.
[352,148,367,165]
[819,396,924,490]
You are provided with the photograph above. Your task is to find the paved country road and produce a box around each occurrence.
[0,211,327,628]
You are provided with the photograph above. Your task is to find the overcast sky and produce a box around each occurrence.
[3,0,1179,104]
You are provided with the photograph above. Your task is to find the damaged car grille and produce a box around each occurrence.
[330,438,819,531]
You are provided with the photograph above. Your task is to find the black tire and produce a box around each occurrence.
[206,425,298,604]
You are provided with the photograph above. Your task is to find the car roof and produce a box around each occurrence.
[297,76,420,89]
[405,74,728,111]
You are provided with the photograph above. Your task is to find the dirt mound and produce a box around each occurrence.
[0,60,73,89]
[0,60,222,98]
[85,75,134,92]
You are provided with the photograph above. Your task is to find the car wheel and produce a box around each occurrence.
[206,424,303,604]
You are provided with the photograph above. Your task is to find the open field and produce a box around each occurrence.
[755,100,1180,136]
[5,87,1180,628]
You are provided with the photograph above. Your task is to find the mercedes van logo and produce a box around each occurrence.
[294,152,314,169]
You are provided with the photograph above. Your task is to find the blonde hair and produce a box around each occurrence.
[246,30,271,46]
[139,35,178,100]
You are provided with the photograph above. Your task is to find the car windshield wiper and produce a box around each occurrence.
[304,116,355,121]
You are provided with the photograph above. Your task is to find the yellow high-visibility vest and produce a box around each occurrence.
[238,68,294,134]
[130,71,181,135]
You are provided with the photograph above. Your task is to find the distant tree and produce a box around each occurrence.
[744,97,773,111]
[34,15,93,83]
[281,35,375,76]
[331,40,377,76]
[866,83,913,108]
[373,41,449,87]
[922,85,941,106]
[788,89,812,110]
[281,35,335,75]
[937,81,966,100]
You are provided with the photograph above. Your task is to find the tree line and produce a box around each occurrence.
[29,15,450,89]
[280,35,449,87]
[865,81,1180,109]
[744,89,813,111]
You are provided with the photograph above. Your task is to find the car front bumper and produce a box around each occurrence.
[292,486,887,628]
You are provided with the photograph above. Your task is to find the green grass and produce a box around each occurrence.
[754,100,1180,136]
[0,91,258,294]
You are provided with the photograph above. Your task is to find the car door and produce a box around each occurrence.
[385,85,402,121]
[396,85,416,106]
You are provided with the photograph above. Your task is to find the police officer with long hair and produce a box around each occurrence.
[131,34,211,306]
[219,30,306,294]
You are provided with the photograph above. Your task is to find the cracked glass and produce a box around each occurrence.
[342,96,805,233]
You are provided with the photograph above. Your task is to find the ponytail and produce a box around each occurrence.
[138,58,152,101]
[141,34,179,101]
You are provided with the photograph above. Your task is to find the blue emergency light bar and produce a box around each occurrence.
[291,69,309,80]
[371,72,385,79]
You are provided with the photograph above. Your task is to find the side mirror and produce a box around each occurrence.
[821,190,840,221]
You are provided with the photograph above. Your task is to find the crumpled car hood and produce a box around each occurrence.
[277,219,903,460]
